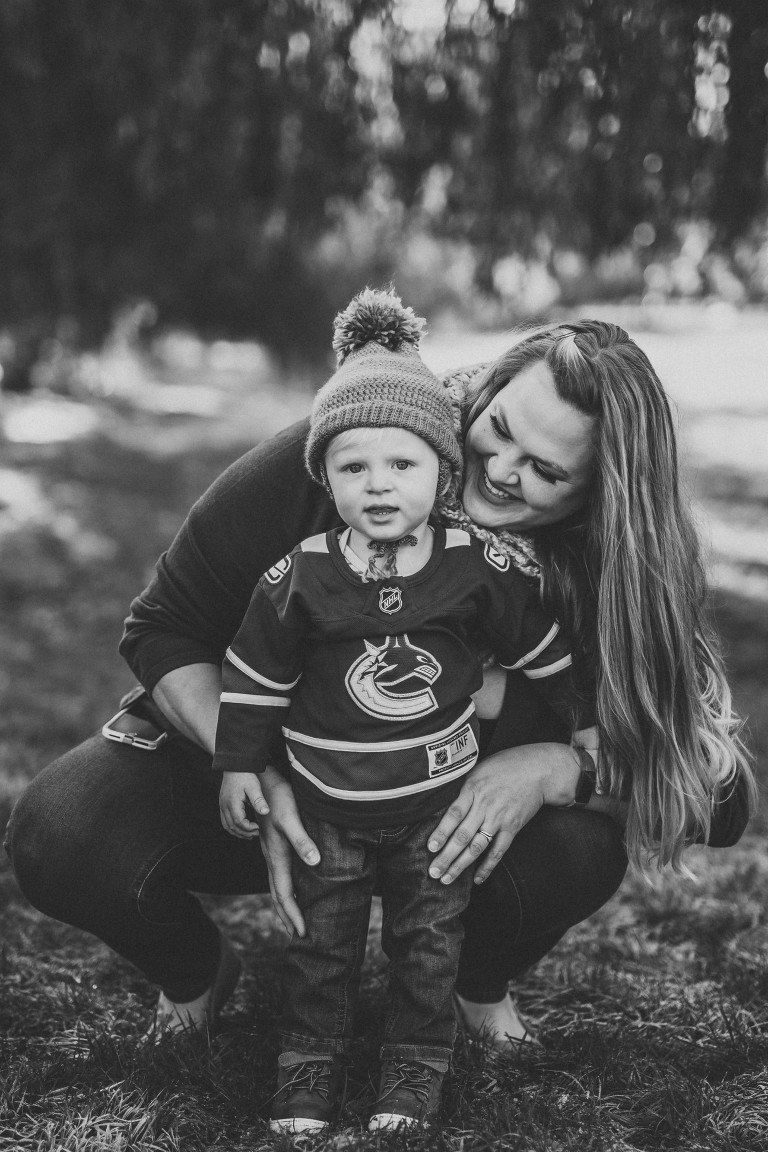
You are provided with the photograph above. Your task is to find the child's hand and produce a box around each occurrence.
[219,771,270,839]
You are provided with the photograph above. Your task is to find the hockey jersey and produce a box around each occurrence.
[213,525,576,827]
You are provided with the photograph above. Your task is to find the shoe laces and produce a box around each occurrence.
[380,1060,432,1104]
[280,1060,334,1102]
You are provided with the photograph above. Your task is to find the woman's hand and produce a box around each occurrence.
[257,766,320,938]
[427,743,581,885]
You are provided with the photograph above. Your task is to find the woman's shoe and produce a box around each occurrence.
[453,990,542,1054]
[148,934,242,1040]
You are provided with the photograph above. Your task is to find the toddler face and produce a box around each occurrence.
[325,427,440,543]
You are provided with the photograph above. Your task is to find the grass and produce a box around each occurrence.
[1,362,767,1151]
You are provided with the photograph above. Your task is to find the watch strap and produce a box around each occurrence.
[571,745,597,807]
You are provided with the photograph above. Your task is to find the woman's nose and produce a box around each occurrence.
[490,447,522,486]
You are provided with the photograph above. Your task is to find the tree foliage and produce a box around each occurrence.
[0,0,766,363]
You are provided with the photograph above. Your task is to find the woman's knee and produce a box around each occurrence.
[5,755,76,909]
[495,806,628,929]
[546,808,628,913]
[5,734,170,917]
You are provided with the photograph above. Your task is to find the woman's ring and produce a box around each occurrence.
[476,829,494,842]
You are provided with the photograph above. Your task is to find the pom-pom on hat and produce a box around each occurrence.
[305,288,462,495]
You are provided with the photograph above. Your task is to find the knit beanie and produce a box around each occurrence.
[305,288,462,496]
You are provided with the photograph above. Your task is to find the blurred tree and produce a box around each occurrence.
[0,0,766,371]
[0,0,387,364]
[386,0,756,267]
[712,1,768,239]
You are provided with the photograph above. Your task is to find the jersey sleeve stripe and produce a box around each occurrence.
[523,653,572,679]
[220,692,292,707]
[499,622,561,670]
[225,647,301,690]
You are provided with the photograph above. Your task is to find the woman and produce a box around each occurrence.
[5,317,755,1050]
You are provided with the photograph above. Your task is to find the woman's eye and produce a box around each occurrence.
[531,461,558,484]
[490,414,559,484]
[489,413,509,440]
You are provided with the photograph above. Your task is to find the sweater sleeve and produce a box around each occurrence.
[212,574,304,775]
[118,419,339,694]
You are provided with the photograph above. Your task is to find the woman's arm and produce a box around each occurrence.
[119,419,338,695]
[152,663,221,752]
[151,663,320,936]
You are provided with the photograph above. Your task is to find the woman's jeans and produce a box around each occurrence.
[282,812,472,1064]
[5,732,628,1005]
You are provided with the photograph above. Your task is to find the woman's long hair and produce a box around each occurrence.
[464,320,756,870]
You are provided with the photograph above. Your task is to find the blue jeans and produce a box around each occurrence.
[282,813,472,1064]
[5,708,629,1004]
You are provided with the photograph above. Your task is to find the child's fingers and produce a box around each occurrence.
[244,778,270,818]
[232,797,260,837]
[225,817,260,839]
[218,773,268,837]
[219,797,260,839]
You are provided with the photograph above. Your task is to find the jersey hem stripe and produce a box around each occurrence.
[286,748,477,800]
[282,702,476,753]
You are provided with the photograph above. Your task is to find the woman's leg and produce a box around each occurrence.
[5,732,270,1002]
[456,805,628,1003]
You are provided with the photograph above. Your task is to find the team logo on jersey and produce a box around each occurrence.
[264,556,292,584]
[379,586,402,614]
[484,542,510,572]
[345,634,441,720]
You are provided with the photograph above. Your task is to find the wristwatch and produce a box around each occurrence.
[570,745,597,807]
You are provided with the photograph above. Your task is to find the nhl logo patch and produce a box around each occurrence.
[379,586,402,614]
[484,541,510,572]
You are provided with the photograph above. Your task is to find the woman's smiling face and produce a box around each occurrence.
[462,359,596,530]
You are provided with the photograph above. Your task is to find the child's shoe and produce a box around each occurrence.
[270,1052,344,1134]
[368,1057,447,1131]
